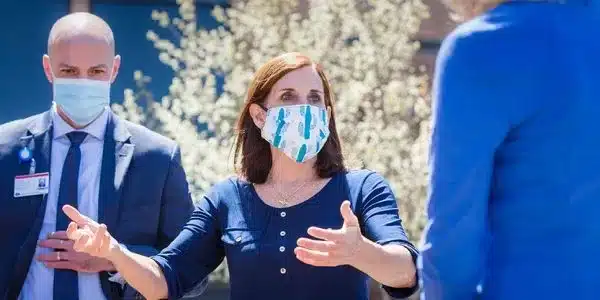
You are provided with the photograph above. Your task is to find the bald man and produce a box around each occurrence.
[0,13,197,300]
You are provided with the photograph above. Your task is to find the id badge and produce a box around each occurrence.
[14,172,50,198]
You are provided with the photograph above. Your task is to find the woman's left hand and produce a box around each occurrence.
[295,200,365,267]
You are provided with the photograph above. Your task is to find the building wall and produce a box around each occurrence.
[0,2,70,124]
[415,0,457,77]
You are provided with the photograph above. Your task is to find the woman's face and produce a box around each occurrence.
[267,66,326,108]
[250,66,331,128]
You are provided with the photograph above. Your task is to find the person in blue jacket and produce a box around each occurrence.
[56,52,419,300]
[420,0,600,299]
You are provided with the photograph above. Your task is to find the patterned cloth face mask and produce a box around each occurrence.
[260,104,330,163]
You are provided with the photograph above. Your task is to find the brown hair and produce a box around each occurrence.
[233,52,346,184]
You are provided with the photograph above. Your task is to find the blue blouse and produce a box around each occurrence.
[152,170,418,300]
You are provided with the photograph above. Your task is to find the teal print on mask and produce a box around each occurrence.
[303,105,312,139]
[273,108,286,148]
[297,144,307,162]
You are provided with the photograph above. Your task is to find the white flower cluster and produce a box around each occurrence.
[113,0,431,283]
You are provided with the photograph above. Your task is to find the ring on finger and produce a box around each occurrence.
[56,251,61,261]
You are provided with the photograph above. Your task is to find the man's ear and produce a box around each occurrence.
[110,55,121,83]
[249,103,267,129]
[42,54,53,83]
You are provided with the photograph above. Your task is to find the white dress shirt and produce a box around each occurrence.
[19,104,109,300]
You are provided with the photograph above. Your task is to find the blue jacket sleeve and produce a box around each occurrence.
[419,21,538,299]
[358,172,419,299]
[122,146,194,256]
[157,146,195,249]
[123,146,196,298]
[151,185,224,300]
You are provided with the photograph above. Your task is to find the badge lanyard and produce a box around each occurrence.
[18,139,36,175]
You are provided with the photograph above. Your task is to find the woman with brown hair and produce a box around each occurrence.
[59,52,418,300]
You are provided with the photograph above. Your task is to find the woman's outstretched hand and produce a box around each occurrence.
[62,204,120,260]
[295,200,365,267]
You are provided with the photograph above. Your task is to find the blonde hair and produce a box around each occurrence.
[443,0,505,20]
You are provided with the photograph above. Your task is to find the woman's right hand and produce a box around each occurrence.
[62,204,121,260]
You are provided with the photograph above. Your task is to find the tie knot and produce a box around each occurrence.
[67,131,87,147]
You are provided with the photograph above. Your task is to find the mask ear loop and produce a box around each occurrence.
[258,103,268,112]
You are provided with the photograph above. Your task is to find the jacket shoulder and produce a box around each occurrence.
[0,114,44,147]
[122,120,178,157]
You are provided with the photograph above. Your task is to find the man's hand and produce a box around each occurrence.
[37,230,116,273]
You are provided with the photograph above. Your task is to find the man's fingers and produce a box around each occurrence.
[38,238,74,250]
[37,250,73,262]
[43,261,80,271]
[37,252,60,262]
[307,227,343,242]
[296,238,336,253]
[340,201,359,227]
[47,231,69,240]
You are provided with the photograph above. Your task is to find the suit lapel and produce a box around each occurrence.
[98,113,134,300]
[98,112,134,232]
[24,111,52,232]
[7,112,53,299]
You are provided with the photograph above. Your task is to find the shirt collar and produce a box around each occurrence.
[51,102,109,141]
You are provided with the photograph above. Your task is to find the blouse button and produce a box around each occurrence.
[280,231,286,237]
[280,268,287,274]
[280,211,286,217]
[279,246,285,252]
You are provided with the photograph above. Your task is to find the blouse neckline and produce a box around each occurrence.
[246,172,340,210]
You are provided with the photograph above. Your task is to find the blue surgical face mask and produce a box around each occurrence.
[51,64,112,126]
[260,104,330,163]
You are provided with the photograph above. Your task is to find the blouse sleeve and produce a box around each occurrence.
[358,171,419,299]
[151,186,224,300]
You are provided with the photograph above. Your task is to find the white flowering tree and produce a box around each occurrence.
[113,0,431,294]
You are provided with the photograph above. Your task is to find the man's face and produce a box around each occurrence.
[43,36,120,83]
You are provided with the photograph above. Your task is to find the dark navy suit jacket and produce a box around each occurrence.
[0,110,195,299]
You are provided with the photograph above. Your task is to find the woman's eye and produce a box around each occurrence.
[281,93,294,102]
[309,94,322,103]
